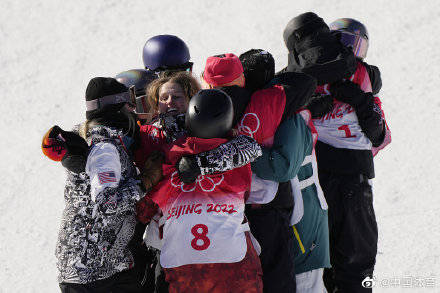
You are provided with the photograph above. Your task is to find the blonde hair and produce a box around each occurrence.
[78,121,91,140]
[146,72,201,114]
[77,120,102,140]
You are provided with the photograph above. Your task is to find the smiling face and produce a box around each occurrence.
[157,81,189,114]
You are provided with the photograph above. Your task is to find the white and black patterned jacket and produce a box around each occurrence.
[55,126,143,284]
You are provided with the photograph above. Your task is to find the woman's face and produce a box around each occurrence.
[158,82,188,114]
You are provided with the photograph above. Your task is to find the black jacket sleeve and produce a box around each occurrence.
[331,81,385,146]
[352,92,385,147]
[271,71,317,120]
[196,135,262,175]
[362,61,382,95]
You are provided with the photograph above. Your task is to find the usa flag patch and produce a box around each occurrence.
[98,171,117,184]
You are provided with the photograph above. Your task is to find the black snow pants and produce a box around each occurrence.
[245,205,296,293]
[59,268,143,293]
[318,170,378,293]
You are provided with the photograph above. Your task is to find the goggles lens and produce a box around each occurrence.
[339,31,368,59]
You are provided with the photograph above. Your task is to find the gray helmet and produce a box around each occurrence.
[330,18,369,59]
[115,69,157,96]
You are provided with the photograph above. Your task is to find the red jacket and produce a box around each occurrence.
[135,123,169,170]
[150,136,251,212]
[236,85,286,147]
[135,123,168,224]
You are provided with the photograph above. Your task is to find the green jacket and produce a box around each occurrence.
[252,114,330,274]
[251,115,311,182]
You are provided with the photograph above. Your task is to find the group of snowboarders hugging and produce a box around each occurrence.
[42,12,390,293]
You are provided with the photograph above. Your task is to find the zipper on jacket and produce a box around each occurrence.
[293,225,306,254]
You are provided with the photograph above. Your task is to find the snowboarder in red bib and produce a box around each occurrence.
[148,89,263,293]
[328,17,391,156]
[134,72,263,292]
[282,12,391,292]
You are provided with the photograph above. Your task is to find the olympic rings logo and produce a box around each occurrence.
[238,113,260,138]
[170,172,224,193]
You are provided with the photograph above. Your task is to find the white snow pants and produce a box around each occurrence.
[296,268,327,293]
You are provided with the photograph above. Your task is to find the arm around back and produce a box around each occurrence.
[330,80,385,146]
[251,114,312,182]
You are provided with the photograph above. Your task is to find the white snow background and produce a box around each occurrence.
[1,0,439,292]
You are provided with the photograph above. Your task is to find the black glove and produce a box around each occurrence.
[176,155,201,183]
[306,94,334,119]
[50,126,89,174]
[61,154,87,174]
[158,111,186,143]
[331,82,385,146]
[330,80,366,106]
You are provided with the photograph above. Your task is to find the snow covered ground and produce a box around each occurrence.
[1,0,439,292]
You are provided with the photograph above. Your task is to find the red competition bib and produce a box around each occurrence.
[150,137,252,268]
[160,189,249,268]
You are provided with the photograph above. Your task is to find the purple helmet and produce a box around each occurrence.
[330,18,369,59]
[142,35,192,72]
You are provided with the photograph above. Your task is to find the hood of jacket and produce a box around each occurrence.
[283,24,357,85]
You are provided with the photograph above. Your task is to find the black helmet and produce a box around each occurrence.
[85,77,129,120]
[185,89,234,139]
[283,12,329,52]
[239,49,275,92]
[329,18,369,59]
[115,69,157,96]
[283,12,357,85]
[142,35,193,72]
[84,77,138,137]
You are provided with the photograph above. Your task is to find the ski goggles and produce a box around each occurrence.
[86,85,146,117]
[128,86,153,123]
[335,31,369,59]
[41,127,67,161]
[151,62,194,78]
[86,91,133,112]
